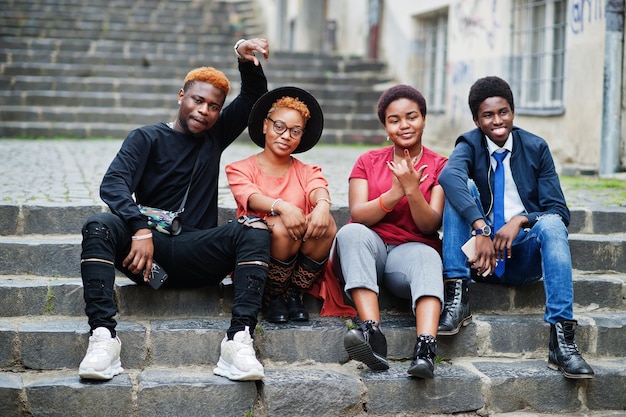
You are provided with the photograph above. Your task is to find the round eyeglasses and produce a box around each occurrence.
[266,117,305,139]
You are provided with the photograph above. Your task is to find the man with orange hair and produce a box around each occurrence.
[78,38,271,382]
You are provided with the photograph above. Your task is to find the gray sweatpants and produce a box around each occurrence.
[333,223,443,315]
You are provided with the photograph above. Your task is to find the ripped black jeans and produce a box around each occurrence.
[81,212,270,338]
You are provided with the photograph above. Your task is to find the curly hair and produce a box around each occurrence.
[268,96,311,122]
[182,66,230,96]
[376,84,427,125]
[468,76,514,120]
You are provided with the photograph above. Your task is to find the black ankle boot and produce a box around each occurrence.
[437,279,472,336]
[408,334,437,378]
[263,295,289,323]
[344,320,389,370]
[286,288,309,321]
[548,320,594,379]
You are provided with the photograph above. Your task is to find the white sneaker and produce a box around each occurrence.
[213,326,264,381]
[78,327,123,380]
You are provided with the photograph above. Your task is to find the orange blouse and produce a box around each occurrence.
[225,155,329,218]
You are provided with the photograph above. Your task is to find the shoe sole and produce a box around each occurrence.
[264,315,289,323]
[547,362,595,379]
[407,364,434,379]
[213,360,264,381]
[79,359,123,380]
[288,314,309,321]
[344,332,389,371]
[437,315,473,336]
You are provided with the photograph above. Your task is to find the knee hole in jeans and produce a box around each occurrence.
[83,222,111,240]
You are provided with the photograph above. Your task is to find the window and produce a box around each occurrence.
[511,0,567,114]
[413,10,448,113]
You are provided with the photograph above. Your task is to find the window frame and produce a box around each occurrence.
[510,0,567,115]
[412,9,448,114]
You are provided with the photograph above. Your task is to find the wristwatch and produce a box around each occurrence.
[472,224,491,237]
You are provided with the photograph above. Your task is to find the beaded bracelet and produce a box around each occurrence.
[132,233,153,241]
[270,198,283,216]
[378,195,392,213]
[234,38,246,59]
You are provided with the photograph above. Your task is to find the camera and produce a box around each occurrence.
[138,205,182,235]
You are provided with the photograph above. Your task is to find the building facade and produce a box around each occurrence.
[257,0,624,174]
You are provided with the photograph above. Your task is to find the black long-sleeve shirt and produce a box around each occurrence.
[100,61,268,233]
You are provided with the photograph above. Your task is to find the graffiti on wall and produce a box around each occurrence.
[570,0,604,34]
[454,0,500,49]
[450,60,475,125]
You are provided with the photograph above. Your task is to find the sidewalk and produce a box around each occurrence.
[0,138,623,211]
[0,139,370,208]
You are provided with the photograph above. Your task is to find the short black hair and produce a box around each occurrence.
[468,76,514,120]
[377,84,427,124]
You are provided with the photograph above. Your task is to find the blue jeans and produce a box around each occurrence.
[81,212,270,337]
[442,181,574,324]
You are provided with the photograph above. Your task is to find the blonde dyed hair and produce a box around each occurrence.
[268,96,311,123]
[183,66,230,96]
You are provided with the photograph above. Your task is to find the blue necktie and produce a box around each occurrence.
[493,150,508,277]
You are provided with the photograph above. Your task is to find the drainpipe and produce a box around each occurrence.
[599,0,624,175]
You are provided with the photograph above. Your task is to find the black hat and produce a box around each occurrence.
[248,86,324,154]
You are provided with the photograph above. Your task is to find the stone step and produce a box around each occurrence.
[0,85,381,111]
[1,71,386,95]
[2,358,624,417]
[1,7,238,30]
[0,64,388,88]
[0,36,237,55]
[1,310,625,371]
[0,84,382,111]
[0,106,381,133]
[0,91,381,119]
[1,1,252,39]
[2,204,626,237]
[568,233,626,273]
[0,43,385,74]
[0,272,623,318]
[0,53,386,82]
[568,207,626,234]
[1,229,625,274]
[0,25,237,45]
[0,0,391,139]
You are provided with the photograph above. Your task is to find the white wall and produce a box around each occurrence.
[255,0,613,169]
[374,0,609,169]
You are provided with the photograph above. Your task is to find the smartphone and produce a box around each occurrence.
[145,261,168,290]
[461,236,491,277]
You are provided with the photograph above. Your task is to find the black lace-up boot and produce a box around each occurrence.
[344,320,389,370]
[548,320,594,379]
[408,334,437,379]
[437,279,472,336]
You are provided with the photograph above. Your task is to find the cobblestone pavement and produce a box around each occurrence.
[0,139,371,208]
[1,138,624,210]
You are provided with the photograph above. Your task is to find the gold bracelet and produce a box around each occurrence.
[316,197,332,207]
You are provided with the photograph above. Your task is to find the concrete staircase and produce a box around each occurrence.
[0,199,626,416]
[0,0,389,145]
